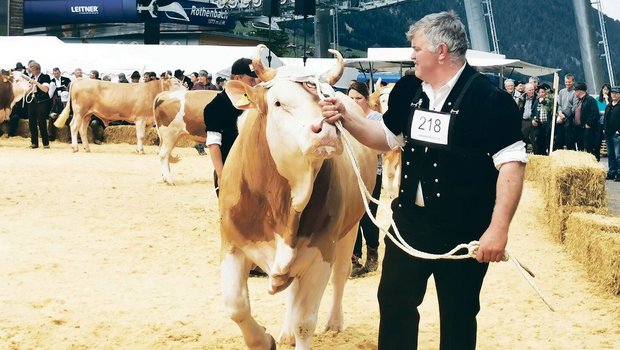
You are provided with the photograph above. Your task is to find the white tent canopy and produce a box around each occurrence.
[0,36,284,81]
[345,47,559,78]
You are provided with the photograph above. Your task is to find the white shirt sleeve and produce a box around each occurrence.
[206,131,222,146]
[48,81,57,99]
[492,141,528,170]
[382,121,405,150]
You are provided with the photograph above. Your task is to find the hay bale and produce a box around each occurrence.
[104,125,159,145]
[565,212,620,295]
[548,205,608,242]
[524,154,550,183]
[543,150,607,210]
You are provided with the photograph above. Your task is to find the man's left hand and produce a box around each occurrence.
[475,226,508,263]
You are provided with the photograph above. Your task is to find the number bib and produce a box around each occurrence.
[410,109,455,149]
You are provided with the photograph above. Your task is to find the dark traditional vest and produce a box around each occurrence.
[384,65,522,236]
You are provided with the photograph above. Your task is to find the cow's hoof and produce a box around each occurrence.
[136,149,145,155]
[72,147,78,153]
[277,331,295,346]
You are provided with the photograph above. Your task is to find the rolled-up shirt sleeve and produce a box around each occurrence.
[382,121,405,150]
[492,140,528,169]
[206,131,222,146]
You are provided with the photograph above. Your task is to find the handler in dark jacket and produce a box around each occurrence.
[320,11,526,350]
[568,82,599,154]
[604,86,620,180]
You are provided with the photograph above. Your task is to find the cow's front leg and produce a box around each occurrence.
[135,118,146,154]
[279,256,331,349]
[221,247,275,350]
[325,224,358,332]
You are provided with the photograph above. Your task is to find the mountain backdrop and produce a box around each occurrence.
[281,0,620,86]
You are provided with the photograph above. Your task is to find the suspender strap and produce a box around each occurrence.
[451,72,483,112]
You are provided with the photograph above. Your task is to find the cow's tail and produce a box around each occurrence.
[54,99,71,128]
[169,153,181,163]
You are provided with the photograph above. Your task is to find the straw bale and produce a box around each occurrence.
[524,154,550,183]
[548,205,608,242]
[103,125,159,145]
[565,212,620,295]
[544,150,607,211]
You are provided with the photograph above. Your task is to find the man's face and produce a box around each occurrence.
[144,75,151,82]
[74,69,83,78]
[53,69,61,79]
[525,85,535,98]
[505,82,515,93]
[611,91,620,103]
[575,90,585,99]
[565,77,574,89]
[240,74,258,87]
[410,33,439,82]
[89,71,97,79]
[516,83,525,92]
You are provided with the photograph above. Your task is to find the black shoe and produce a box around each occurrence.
[43,145,50,149]
[94,140,102,145]
[29,144,38,149]
[249,266,268,278]
[365,247,379,272]
[194,143,206,156]
[350,255,369,278]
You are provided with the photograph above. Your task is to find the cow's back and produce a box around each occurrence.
[154,90,219,138]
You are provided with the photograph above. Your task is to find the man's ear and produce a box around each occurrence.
[226,80,256,110]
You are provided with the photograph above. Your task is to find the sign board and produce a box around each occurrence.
[24,0,235,29]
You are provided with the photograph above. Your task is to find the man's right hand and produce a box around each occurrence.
[319,97,345,125]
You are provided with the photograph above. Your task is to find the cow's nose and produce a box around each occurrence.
[310,119,325,134]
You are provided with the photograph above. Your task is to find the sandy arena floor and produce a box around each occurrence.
[0,136,619,349]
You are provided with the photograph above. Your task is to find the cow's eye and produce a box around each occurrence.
[275,101,281,107]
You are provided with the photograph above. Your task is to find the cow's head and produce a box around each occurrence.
[160,76,187,92]
[368,79,395,114]
[0,71,31,122]
[226,46,345,211]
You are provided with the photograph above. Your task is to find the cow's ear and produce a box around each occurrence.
[226,80,256,110]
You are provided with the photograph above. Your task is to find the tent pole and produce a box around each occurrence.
[549,72,560,152]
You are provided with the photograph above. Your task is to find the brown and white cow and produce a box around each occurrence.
[0,71,32,122]
[54,77,185,153]
[369,80,401,198]
[153,89,219,185]
[218,47,378,349]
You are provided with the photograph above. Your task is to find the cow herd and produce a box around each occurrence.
[0,46,400,350]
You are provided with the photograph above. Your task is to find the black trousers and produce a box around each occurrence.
[353,173,382,258]
[8,101,26,137]
[27,99,51,147]
[533,124,549,155]
[378,206,488,350]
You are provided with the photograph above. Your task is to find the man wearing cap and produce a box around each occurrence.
[174,69,192,90]
[203,57,264,276]
[568,82,599,154]
[7,62,27,137]
[130,71,141,83]
[204,57,259,193]
[215,77,226,91]
[604,86,620,180]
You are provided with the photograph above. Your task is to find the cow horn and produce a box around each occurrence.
[322,49,345,86]
[252,44,277,82]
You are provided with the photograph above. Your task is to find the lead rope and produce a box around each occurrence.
[18,72,36,105]
[314,78,554,311]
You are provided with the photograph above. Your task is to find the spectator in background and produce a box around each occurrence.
[193,70,210,90]
[130,71,141,83]
[174,69,193,90]
[555,73,578,150]
[594,83,611,161]
[89,70,100,80]
[118,73,129,83]
[102,75,111,81]
[215,76,226,91]
[73,68,84,80]
[529,76,540,92]
[604,86,620,181]
[347,81,383,278]
[532,86,551,155]
[47,67,71,141]
[518,83,537,150]
[7,62,28,137]
[514,81,525,102]
[569,82,599,154]
[205,73,218,90]
[26,61,51,149]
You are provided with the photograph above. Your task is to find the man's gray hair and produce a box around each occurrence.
[406,11,468,64]
[504,79,515,86]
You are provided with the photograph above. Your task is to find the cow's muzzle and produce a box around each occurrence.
[308,121,343,158]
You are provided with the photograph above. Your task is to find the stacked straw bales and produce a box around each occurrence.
[529,150,619,294]
[565,213,620,294]
[542,150,607,241]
